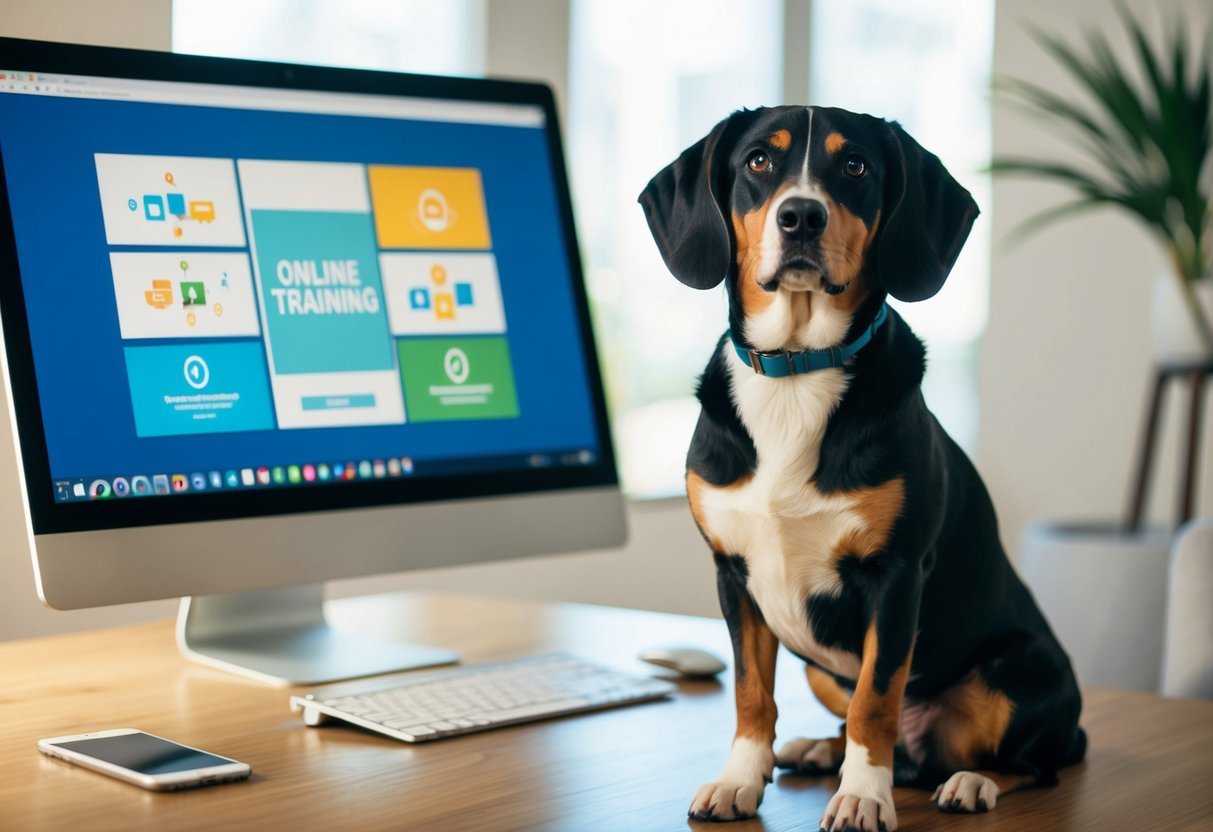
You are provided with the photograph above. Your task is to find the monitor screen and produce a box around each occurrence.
[0,52,614,534]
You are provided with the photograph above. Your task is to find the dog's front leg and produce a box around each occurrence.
[820,566,920,832]
[688,554,778,822]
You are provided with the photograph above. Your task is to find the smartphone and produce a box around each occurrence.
[38,728,251,791]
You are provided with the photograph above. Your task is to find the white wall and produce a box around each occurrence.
[981,0,1213,555]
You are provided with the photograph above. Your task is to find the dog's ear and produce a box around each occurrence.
[638,115,735,290]
[876,121,978,302]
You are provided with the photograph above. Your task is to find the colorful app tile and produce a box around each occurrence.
[397,337,519,422]
[250,209,394,375]
[123,342,275,438]
[110,252,260,340]
[381,253,506,336]
[94,154,246,246]
[368,166,491,250]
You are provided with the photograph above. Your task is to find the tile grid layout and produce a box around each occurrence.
[96,154,521,440]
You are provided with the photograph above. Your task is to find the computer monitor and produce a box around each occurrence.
[0,38,625,685]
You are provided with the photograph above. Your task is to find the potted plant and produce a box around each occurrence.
[992,6,1211,693]
[992,4,1212,361]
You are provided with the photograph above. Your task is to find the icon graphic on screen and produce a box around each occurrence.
[153,474,170,494]
[209,471,223,489]
[183,355,209,390]
[372,460,386,479]
[272,467,286,485]
[130,172,218,239]
[406,263,476,323]
[190,472,207,491]
[131,475,151,495]
[401,457,414,475]
[241,468,255,486]
[144,279,174,309]
[171,474,188,493]
[387,458,400,477]
[181,282,206,307]
[256,467,270,485]
[111,477,130,497]
[72,482,87,498]
[89,479,112,499]
[225,470,240,488]
[417,188,452,232]
[444,347,470,385]
[287,465,301,484]
[317,464,331,481]
[303,464,316,483]
[358,460,372,479]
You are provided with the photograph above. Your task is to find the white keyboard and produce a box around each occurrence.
[289,654,677,742]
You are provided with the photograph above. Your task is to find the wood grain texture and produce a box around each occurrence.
[1,592,1211,831]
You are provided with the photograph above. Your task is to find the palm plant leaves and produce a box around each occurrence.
[992,2,1212,289]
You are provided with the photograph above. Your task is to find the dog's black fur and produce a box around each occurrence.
[640,106,1085,825]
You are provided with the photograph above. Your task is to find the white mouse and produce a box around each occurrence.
[638,646,727,677]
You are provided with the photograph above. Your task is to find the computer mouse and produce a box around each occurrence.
[638,647,727,678]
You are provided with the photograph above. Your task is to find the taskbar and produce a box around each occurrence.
[52,448,598,503]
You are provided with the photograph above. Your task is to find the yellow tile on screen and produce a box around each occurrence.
[369,166,491,249]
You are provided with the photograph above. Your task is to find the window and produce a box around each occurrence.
[810,0,995,450]
[173,0,485,76]
[568,0,785,498]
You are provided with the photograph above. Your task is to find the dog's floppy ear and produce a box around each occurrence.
[876,121,979,302]
[638,115,735,290]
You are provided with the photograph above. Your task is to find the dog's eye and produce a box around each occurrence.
[844,155,867,178]
[747,152,771,173]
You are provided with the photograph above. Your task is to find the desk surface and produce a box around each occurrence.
[1,592,1210,831]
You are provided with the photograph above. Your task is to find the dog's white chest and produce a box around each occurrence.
[693,350,863,679]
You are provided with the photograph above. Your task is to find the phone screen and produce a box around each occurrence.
[53,733,234,775]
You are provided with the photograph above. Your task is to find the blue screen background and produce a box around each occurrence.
[0,92,601,482]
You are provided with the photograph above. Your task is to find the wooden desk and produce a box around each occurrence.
[1,593,1210,831]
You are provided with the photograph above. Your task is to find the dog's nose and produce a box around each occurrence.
[777,198,828,238]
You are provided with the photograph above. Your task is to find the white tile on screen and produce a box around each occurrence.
[236,159,405,430]
[235,159,371,212]
[381,252,506,336]
[269,371,406,429]
[94,153,246,247]
[109,252,260,340]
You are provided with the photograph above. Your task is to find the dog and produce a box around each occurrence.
[638,106,1086,831]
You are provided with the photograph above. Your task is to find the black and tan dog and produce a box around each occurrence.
[639,106,1085,831]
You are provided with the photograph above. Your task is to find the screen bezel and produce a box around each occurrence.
[0,36,618,536]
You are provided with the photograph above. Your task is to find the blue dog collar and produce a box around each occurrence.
[732,303,890,377]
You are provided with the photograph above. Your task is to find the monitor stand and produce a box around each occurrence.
[176,584,459,686]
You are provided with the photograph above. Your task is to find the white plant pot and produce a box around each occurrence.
[1152,272,1213,364]
[1019,521,1171,692]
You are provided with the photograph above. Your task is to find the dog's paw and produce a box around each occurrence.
[775,736,842,773]
[931,771,999,813]
[819,787,897,832]
[688,778,766,822]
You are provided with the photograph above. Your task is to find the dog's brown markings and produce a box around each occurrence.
[732,594,779,745]
[768,129,792,150]
[824,131,846,155]
[932,671,1016,769]
[829,477,905,561]
[848,623,912,769]
[807,664,852,719]
[821,203,879,312]
[731,206,777,317]
[686,470,751,554]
